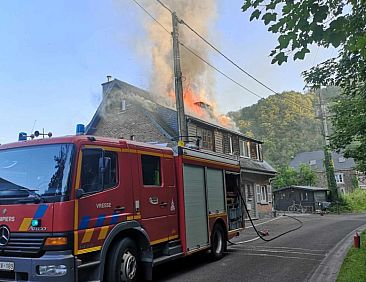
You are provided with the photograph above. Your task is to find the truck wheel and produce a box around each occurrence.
[210,224,226,260]
[105,238,139,282]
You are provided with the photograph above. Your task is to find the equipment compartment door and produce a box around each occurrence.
[183,164,208,251]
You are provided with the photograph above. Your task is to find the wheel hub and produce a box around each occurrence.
[121,251,137,280]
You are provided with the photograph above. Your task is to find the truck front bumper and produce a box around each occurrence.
[0,251,76,281]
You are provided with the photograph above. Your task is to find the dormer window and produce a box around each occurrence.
[229,136,233,155]
[309,160,316,165]
[338,156,346,163]
[239,140,250,158]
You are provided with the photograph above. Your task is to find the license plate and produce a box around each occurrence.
[0,262,14,271]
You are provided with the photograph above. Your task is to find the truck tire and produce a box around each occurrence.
[105,237,139,282]
[210,224,226,260]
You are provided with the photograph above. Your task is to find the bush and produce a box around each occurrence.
[343,189,366,212]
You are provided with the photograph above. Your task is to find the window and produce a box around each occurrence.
[229,136,233,155]
[300,192,308,201]
[197,127,214,150]
[141,155,161,186]
[80,149,118,194]
[309,160,317,165]
[121,99,126,111]
[335,173,344,184]
[258,144,263,161]
[239,140,250,158]
[256,185,270,204]
[250,142,258,160]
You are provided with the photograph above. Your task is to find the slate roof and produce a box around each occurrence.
[273,185,328,193]
[86,79,275,174]
[290,150,356,172]
[240,158,276,175]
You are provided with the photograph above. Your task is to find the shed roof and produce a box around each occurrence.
[273,185,329,193]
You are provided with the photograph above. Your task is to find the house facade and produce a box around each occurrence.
[86,79,276,218]
[290,150,366,194]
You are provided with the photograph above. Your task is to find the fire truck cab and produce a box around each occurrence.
[0,135,243,281]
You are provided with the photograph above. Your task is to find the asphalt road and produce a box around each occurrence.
[153,213,366,282]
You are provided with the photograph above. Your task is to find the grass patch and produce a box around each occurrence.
[337,230,366,282]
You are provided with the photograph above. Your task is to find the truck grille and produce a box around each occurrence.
[0,233,46,257]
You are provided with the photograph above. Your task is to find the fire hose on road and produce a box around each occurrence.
[228,189,303,244]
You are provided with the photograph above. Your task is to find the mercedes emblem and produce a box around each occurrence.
[0,226,10,246]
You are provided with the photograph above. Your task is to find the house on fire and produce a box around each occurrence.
[86,79,276,218]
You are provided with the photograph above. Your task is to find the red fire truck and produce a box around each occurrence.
[0,135,244,281]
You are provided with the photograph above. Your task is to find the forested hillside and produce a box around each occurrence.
[228,91,324,169]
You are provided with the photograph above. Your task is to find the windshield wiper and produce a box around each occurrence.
[0,186,44,203]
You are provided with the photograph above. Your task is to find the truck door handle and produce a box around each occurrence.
[114,206,125,213]
[159,202,168,207]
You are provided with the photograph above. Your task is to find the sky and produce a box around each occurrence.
[0,0,332,145]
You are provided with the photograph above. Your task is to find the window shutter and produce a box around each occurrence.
[256,185,261,203]
[267,185,272,203]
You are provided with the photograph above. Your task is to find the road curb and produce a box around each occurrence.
[308,223,366,282]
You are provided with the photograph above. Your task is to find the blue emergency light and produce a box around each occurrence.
[76,124,85,135]
[18,132,27,141]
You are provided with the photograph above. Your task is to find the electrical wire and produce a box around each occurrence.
[180,42,264,99]
[132,0,316,114]
[155,0,279,95]
[131,0,171,33]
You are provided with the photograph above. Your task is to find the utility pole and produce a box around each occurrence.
[318,88,338,200]
[172,12,188,144]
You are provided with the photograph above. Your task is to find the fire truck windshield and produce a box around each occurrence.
[0,143,74,203]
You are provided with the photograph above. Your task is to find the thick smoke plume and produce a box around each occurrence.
[140,0,235,128]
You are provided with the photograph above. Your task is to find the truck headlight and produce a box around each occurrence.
[37,265,67,276]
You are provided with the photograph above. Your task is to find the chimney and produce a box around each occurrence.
[107,75,112,82]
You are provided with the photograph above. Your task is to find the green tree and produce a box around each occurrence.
[272,166,298,189]
[241,0,366,172]
[272,164,317,189]
[228,91,323,168]
[298,163,317,186]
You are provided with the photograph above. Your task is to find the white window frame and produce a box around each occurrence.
[335,173,344,184]
[239,140,250,158]
[246,141,251,158]
[256,185,269,204]
[229,136,233,155]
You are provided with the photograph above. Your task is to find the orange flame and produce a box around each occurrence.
[168,84,234,129]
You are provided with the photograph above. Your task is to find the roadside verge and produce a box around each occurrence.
[308,223,366,282]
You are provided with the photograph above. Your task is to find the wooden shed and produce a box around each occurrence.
[273,185,329,213]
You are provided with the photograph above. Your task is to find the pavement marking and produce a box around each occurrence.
[232,251,322,261]
[233,247,325,257]
[245,216,283,229]
[234,237,260,244]
[256,246,326,253]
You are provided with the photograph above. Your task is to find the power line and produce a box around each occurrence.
[155,0,279,95]
[131,0,315,114]
[131,0,264,100]
[179,43,264,99]
[156,0,173,13]
[131,0,170,33]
